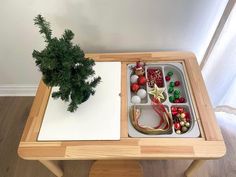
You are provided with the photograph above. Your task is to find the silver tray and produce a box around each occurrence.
[127,62,200,138]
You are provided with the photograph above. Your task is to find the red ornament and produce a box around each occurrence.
[174,99,180,103]
[174,123,181,130]
[185,112,190,122]
[177,107,184,113]
[186,117,190,122]
[138,76,147,85]
[171,107,178,112]
[165,75,171,81]
[172,111,178,116]
[174,81,180,86]
[131,83,140,92]
[179,97,186,103]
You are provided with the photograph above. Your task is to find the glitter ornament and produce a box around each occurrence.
[174,81,180,86]
[168,87,174,94]
[180,113,186,119]
[174,122,181,130]
[174,89,180,95]
[174,94,180,99]
[174,99,180,103]
[137,89,147,99]
[180,121,185,126]
[131,83,140,92]
[171,107,178,112]
[185,122,190,127]
[177,107,184,113]
[167,71,173,76]
[147,68,164,87]
[165,75,171,81]
[131,95,141,104]
[148,84,165,102]
[172,111,178,116]
[176,130,181,134]
[169,96,175,102]
[130,75,139,83]
[138,76,147,85]
[181,126,188,132]
[179,97,186,103]
[169,81,175,87]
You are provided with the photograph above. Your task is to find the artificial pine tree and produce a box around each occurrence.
[32,15,101,112]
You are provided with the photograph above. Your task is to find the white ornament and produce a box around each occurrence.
[131,95,141,104]
[137,89,147,99]
[130,75,139,83]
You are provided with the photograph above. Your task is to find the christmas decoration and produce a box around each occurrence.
[179,97,186,103]
[174,80,180,86]
[174,94,180,99]
[169,81,175,87]
[130,75,139,83]
[148,84,165,102]
[174,89,180,95]
[138,76,147,85]
[147,68,164,87]
[169,96,175,103]
[168,87,174,93]
[167,71,173,76]
[129,99,172,135]
[171,106,191,134]
[131,83,140,92]
[174,99,180,103]
[174,122,181,130]
[137,89,147,99]
[131,95,141,104]
[133,61,145,76]
[32,15,101,112]
[165,75,171,81]
[176,130,181,134]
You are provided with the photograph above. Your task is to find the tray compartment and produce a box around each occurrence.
[128,64,148,104]
[127,62,200,138]
[129,105,173,135]
[164,65,188,104]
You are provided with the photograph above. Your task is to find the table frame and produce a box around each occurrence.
[18,52,225,177]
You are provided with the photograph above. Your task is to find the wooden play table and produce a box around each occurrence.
[18,52,225,177]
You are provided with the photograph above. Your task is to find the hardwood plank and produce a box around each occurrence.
[184,57,223,140]
[121,62,128,137]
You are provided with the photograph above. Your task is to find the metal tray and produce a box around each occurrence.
[127,62,200,137]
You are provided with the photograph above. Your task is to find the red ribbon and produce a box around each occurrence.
[151,98,171,129]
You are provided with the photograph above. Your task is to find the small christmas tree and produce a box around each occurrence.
[33,15,101,112]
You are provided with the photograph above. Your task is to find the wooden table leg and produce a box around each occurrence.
[39,160,63,177]
[184,160,205,177]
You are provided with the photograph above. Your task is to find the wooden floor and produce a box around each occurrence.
[0,97,235,177]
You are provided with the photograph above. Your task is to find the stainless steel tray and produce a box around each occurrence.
[127,62,200,137]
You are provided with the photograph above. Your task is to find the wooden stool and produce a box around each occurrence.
[89,160,143,177]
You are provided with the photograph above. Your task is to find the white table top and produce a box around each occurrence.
[38,62,121,141]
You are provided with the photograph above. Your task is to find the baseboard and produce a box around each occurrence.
[0,84,38,96]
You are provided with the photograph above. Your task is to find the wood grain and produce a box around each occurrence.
[184,58,223,140]
[18,51,225,161]
[89,160,143,177]
[39,160,63,177]
[121,62,128,137]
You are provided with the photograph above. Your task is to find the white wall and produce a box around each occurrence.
[0,0,227,87]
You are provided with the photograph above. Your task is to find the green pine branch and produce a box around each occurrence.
[33,14,101,112]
